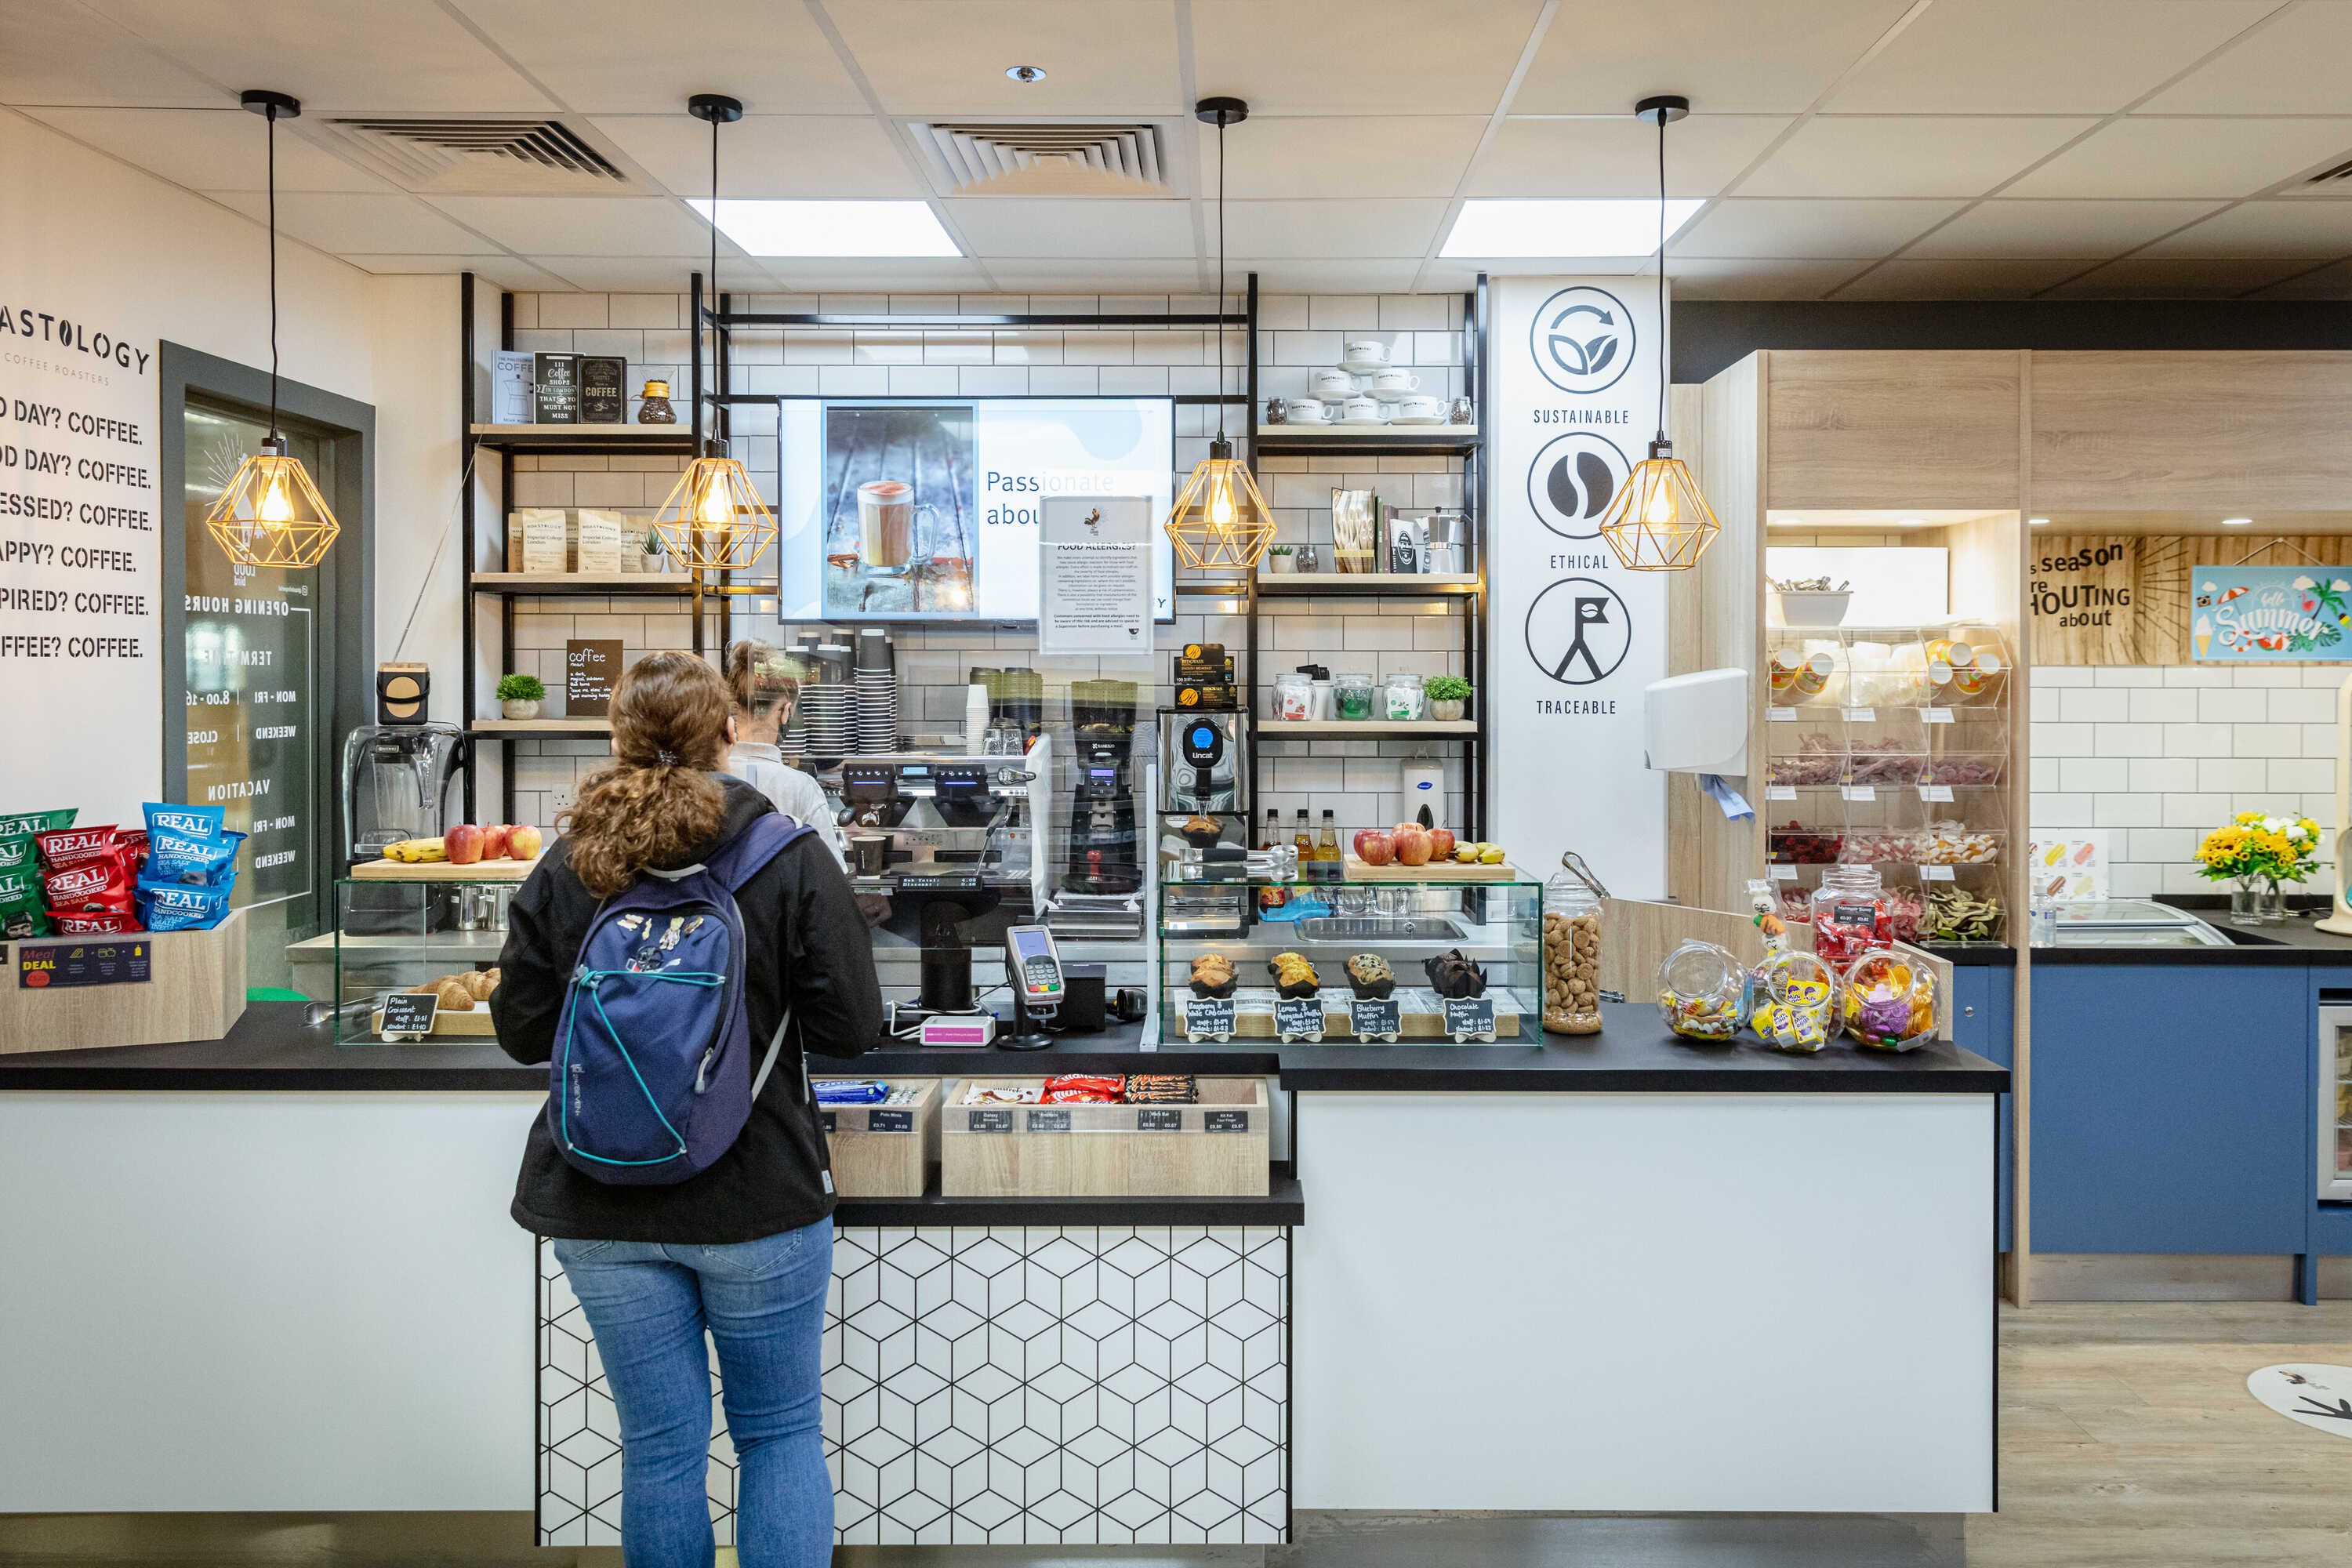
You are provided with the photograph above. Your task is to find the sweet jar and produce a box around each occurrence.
[1334,672,1377,721]
[1385,671,1427,721]
[1748,947,1838,1054]
[1840,949,1938,1051]
[1274,672,1316,722]
[1809,863,1892,967]
[1657,938,1744,1041]
[1542,851,1607,1036]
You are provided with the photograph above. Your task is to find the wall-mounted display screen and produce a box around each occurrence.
[774,397,1174,622]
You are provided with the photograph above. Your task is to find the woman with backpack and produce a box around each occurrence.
[492,649,881,1568]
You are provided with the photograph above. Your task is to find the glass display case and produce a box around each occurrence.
[1157,875,1542,1044]
[332,874,518,1044]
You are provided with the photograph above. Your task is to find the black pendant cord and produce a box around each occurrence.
[267,103,281,442]
[1214,116,1227,444]
[1653,109,1666,446]
[709,111,719,330]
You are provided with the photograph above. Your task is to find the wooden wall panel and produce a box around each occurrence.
[2028,351,2352,514]
[2028,535,2192,665]
[1765,351,2022,511]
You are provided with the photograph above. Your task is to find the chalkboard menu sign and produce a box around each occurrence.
[533,353,579,424]
[566,639,622,717]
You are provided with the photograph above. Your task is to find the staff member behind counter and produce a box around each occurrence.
[724,640,845,865]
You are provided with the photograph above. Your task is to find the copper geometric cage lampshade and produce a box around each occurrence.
[1166,437,1278,571]
[1596,436,1719,572]
[203,436,342,569]
[652,455,776,573]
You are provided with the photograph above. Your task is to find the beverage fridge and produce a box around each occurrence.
[2320,1006,2352,1201]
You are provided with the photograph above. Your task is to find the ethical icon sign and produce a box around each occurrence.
[1528,285,1635,396]
[1526,431,1632,540]
[1523,576,1632,685]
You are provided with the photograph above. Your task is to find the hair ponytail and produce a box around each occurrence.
[557,651,731,898]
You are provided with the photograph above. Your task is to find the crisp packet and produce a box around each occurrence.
[138,881,231,931]
[44,857,136,913]
[35,825,118,870]
[0,808,74,840]
[0,835,35,876]
[52,911,140,935]
[143,802,226,842]
[144,827,244,887]
[0,868,49,938]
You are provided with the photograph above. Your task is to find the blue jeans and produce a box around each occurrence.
[554,1221,835,1568]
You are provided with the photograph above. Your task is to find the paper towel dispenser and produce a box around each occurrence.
[1644,668,1748,775]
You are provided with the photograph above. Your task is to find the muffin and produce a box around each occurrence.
[1189,952,1238,999]
[1343,952,1396,1000]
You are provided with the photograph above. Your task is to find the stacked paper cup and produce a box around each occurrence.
[854,628,898,754]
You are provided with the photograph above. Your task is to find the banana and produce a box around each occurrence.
[384,838,448,864]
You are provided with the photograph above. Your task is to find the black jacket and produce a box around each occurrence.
[492,775,882,1243]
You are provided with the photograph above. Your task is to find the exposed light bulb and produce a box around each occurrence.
[1207,476,1237,532]
[695,477,734,529]
[1642,478,1674,526]
[258,469,293,527]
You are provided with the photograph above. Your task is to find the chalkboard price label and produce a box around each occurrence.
[1026,1108,1072,1133]
[1203,1110,1250,1134]
[868,1109,914,1134]
[1137,1108,1181,1132]
[377,991,439,1038]
[1185,997,1236,1042]
[1275,996,1325,1043]
[968,1109,1014,1133]
[1349,997,1402,1041]
[1443,996,1498,1042]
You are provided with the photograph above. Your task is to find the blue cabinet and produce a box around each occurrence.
[1950,966,2016,1252]
[2030,964,2309,1255]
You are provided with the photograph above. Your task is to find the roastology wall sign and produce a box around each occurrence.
[2193,564,2352,662]
[1492,278,1665,896]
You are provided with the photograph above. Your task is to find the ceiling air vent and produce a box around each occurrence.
[914,122,1169,196]
[306,117,632,195]
[2302,155,2352,189]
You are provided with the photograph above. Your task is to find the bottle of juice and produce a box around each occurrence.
[1315,809,1342,883]
[1294,810,1315,885]
[1258,808,1288,912]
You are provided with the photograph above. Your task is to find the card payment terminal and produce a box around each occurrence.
[1000,924,1065,1050]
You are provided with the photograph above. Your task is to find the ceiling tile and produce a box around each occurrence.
[1205,117,1486,201]
[2004,116,2352,200]
[21,107,388,191]
[1663,257,1865,299]
[0,0,220,106]
[1456,254,1651,276]
[449,0,868,114]
[753,257,993,292]
[944,198,1196,259]
[1826,0,2278,114]
[1468,115,1790,198]
[1675,198,1963,258]
[1225,200,1446,258]
[425,194,720,256]
[2141,5,2352,115]
[529,256,777,292]
[342,253,570,289]
[986,260,1207,291]
[1232,259,1426,292]
[208,190,502,255]
[2046,255,2315,299]
[593,114,924,200]
[1830,256,2098,299]
[1741,116,2095,198]
[2139,200,2352,260]
[1192,0,1544,115]
[822,1,1182,117]
[1904,198,2224,258]
[1513,0,1918,115]
[74,0,554,111]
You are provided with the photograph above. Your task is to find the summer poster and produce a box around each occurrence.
[2193,565,2352,661]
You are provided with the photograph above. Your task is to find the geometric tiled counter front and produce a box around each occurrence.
[538,1223,1292,1547]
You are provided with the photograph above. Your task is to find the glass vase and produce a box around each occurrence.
[2229,878,2287,926]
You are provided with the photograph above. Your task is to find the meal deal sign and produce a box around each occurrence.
[1489,278,1667,897]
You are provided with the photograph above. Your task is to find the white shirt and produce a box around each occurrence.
[727,742,846,865]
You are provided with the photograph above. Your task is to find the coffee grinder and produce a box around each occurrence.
[1062,678,1140,896]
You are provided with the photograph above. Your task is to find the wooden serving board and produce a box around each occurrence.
[368,1006,498,1037]
[1341,855,1519,882]
[349,858,535,881]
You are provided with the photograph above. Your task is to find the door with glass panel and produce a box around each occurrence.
[2322,1007,2352,1202]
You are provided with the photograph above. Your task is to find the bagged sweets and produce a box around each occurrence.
[813,1080,891,1105]
[1043,1073,1125,1104]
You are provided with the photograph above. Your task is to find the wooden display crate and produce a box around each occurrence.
[818,1077,940,1199]
[942,1078,1269,1199]
[1,910,246,1055]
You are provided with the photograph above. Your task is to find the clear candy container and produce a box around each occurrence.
[1543,851,1607,1036]
[1657,938,1744,1041]
[1840,949,1939,1051]
[1809,863,1893,966]
[1748,947,1838,1054]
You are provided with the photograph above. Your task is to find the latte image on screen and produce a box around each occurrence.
[822,403,977,615]
[857,479,915,574]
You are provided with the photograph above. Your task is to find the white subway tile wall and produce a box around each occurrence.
[490,291,1474,833]
[2029,664,2343,898]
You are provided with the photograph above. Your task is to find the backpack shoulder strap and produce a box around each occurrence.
[702,811,814,894]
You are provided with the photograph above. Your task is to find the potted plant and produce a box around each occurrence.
[497,673,546,721]
[639,526,670,575]
[1265,545,1294,575]
[2196,810,2321,925]
[1427,674,1472,722]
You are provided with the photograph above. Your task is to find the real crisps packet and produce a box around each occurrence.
[143,802,226,842]
[0,808,75,840]
[138,881,232,931]
[144,827,244,887]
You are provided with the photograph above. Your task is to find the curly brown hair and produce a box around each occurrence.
[557,651,731,897]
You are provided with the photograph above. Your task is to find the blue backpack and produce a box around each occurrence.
[546,812,811,1185]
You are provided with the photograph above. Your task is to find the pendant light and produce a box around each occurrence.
[203,91,341,569]
[1595,95,1719,574]
[1164,96,1275,573]
[652,93,777,575]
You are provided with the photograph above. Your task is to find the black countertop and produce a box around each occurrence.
[2022,895,2352,965]
[0,1000,2006,1095]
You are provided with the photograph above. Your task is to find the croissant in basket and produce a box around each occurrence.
[1422,948,1488,1000]
[1267,950,1321,999]
[1344,952,1396,1000]
[1189,953,1238,999]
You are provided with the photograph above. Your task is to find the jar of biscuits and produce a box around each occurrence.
[1543,851,1607,1035]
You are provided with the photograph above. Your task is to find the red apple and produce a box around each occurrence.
[1352,828,1376,859]
[1393,824,1433,866]
[1428,828,1457,861]
[509,824,543,862]
[1358,829,1396,867]
[481,823,513,860]
[445,823,485,866]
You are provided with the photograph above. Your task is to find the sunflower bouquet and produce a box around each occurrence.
[2196,811,2323,888]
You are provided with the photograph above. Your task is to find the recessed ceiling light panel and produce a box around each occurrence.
[1440,198,1703,259]
[689,198,961,257]
[2222,516,2253,526]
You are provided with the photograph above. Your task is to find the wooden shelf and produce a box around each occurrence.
[1256,424,1478,457]
[468,423,697,456]
[470,572,701,597]
[1254,719,1477,736]
[467,718,612,737]
[1255,572,1479,596]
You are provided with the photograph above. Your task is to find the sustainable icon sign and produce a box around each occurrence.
[1526,431,1632,539]
[2192,564,2352,661]
[1529,285,1635,395]
[1523,576,1632,685]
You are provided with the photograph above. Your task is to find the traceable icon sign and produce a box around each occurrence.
[1530,285,1635,395]
[1527,431,1632,539]
[1524,576,1632,686]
